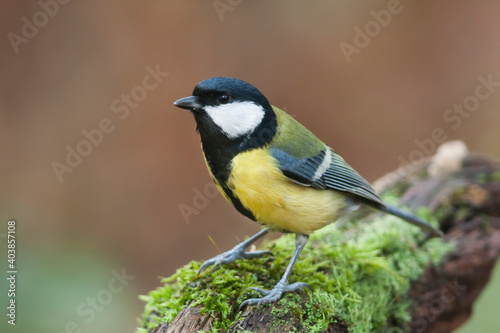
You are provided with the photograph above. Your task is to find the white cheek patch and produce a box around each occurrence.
[204,101,265,139]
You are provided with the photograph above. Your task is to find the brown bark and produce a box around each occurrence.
[150,145,500,333]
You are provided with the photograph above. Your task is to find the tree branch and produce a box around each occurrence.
[140,142,500,333]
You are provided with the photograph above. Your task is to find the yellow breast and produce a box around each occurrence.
[227,148,347,235]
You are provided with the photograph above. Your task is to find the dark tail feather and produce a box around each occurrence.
[381,204,444,238]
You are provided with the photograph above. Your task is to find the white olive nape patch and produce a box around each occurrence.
[204,101,265,139]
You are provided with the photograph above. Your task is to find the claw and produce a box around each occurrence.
[238,234,311,311]
[248,287,269,296]
[241,250,273,259]
[198,229,271,274]
[239,281,311,310]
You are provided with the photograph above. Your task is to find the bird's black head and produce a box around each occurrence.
[174,77,277,148]
[193,77,272,111]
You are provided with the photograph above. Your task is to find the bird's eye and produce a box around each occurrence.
[218,93,231,105]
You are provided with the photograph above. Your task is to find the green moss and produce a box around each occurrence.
[137,258,268,332]
[476,173,486,184]
[477,171,500,183]
[138,199,453,333]
[493,171,500,182]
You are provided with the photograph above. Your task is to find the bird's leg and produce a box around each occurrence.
[239,234,312,310]
[198,228,271,274]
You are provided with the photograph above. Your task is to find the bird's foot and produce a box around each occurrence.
[198,241,272,274]
[239,281,312,310]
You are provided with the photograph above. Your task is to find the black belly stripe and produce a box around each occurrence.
[204,152,257,221]
[221,186,256,221]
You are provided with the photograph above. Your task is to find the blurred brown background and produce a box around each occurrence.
[1,1,499,332]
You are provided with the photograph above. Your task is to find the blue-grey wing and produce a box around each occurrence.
[271,146,384,206]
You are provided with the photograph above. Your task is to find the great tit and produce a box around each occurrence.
[173,77,443,308]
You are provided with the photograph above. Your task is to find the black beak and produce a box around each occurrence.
[173,96,202,111]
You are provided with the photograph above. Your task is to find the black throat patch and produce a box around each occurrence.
[193,109,277,221]
[194,109,277,185]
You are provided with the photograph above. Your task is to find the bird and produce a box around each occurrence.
[173,77,443,309]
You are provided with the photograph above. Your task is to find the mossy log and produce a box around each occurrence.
[140,142,500,333]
